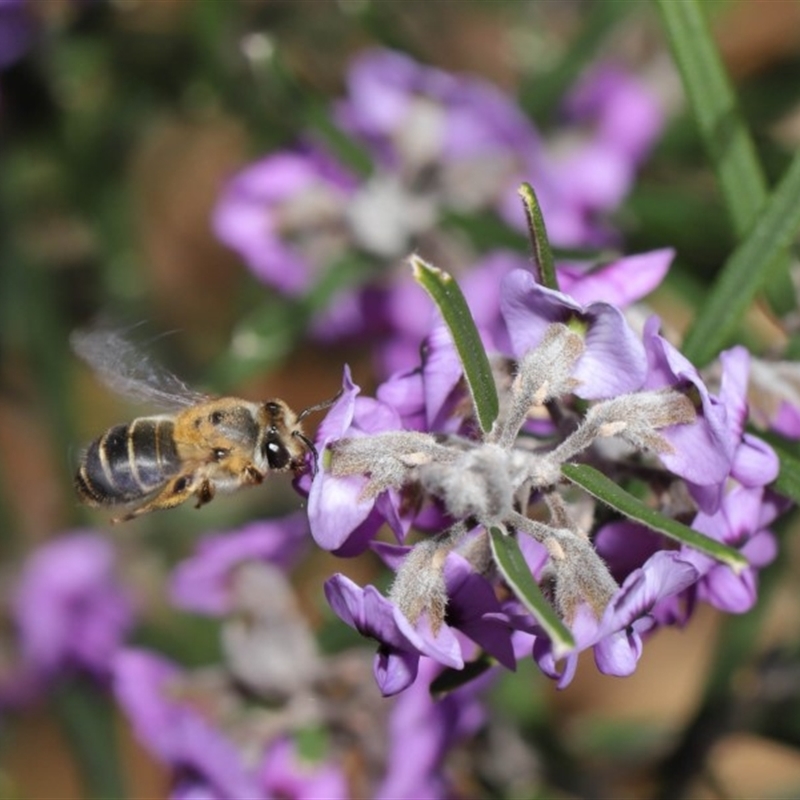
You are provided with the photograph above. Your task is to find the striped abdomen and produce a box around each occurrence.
[75,418,180,506]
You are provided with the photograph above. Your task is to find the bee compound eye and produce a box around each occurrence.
[264,438,290,469]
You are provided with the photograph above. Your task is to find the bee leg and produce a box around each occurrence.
[194,479,215,509]
[244,464,264,485]
[111,473,197,523]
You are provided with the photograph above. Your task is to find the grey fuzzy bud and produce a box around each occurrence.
[389,538,451,633]
[490,324,584,448]
[417,443,513,522]
[329,432,457,498]
[585,389,696,455]
[547,531,619,623]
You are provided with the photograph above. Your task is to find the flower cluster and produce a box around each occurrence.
[305,255,781,694]
[114,514,491,800]
[213,48,664,373]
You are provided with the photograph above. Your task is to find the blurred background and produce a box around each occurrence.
[2,1,800,798]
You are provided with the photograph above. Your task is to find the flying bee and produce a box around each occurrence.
[72,328,339,523]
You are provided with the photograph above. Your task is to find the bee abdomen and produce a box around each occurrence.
[75,418,179,506]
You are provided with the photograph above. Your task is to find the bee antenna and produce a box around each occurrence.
[296,387,344,423]
[293,431,320,474]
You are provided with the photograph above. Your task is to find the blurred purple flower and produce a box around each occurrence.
[259,738,349,800]
[114,649,261,800]
[169,514,309,616]
[212,148,357,295]
[11,533,134,680]
[565,64,664,165]
[0,0,35,70]
[550,64,665,215]
[500,267,648,398]
[336,47,540,180]
[376,657,487,800]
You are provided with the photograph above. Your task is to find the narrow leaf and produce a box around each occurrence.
[656,0,773,235]
[518,182,559,291]
[561,464,748,574]
[412,256,499,433]
[680,150,800,366]
[489,527,575,659]
[656,0,794,317]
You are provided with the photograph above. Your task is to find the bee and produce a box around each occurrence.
[72,328,338,523]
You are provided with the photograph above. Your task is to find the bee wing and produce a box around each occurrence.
[71,327,210,410]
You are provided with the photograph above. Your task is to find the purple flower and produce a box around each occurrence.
[212,148,357,294]
[500,268,648,398]
[558,248,674,308]
[377,323,475,435]
[565,64,665,165]
[324,573,464,696]
[324,549,516,696]
[683,485,778,614]
[259,738,349,800]
[308,366,422,554]
[534,551,698,688]
[551,65,664,214]
[336,48,540,175]
[441,553,516,670]
[643,316,734,508]
[593,520,665,584]
[718,347,779,489]
[376,657,487,800]
[11,533,134,680]
[169,514,309,616]
[113,649,261,800]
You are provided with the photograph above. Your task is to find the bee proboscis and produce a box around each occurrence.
[72,329,338,523]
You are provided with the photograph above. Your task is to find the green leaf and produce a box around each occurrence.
[489,527,575,659]
[412,256,499,434]
[770,448,800,505]
[657,0,799,361]
[561,464,748,574]
[52,677,128,800]
[680,150,800,366]
[656,0,773,236]
[518,182,559,291]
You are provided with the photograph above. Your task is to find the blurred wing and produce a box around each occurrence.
[71,327,210,410]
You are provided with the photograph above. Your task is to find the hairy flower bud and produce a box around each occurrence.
[417,444,514,521]
[546,531,619,622]
[388,538,451,632]
[490,323,584,448]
